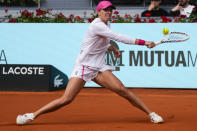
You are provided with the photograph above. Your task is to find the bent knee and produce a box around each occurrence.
[114,84,128,94]
[59,96,74,106]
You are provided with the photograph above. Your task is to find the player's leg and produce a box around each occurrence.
[16,77,85,125]
[34,77,85,117]
[92,70,163,123]
[93,70,151,114]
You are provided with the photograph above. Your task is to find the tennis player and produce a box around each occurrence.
[16,0,164,125]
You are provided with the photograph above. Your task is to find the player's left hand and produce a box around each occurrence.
[113,48,120,58]
[145,41,156,48]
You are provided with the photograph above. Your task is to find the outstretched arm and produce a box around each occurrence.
[107,39,155,58]
[94,23,156,48]
[135,39,156,48]
[94,23,136,44]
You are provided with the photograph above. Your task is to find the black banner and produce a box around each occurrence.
[0,64,68,91]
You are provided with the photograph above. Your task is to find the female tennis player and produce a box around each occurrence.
[16,0,164,125]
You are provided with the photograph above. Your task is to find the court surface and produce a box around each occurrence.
[0,88,197,131]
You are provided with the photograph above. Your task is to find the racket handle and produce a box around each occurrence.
[155,41,161,45]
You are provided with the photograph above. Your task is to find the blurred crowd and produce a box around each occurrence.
[141,0,197,17]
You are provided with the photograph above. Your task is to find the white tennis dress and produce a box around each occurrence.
[71,18,136,82]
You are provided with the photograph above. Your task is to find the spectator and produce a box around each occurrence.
[141,0,168,17]
[170,0,197,17]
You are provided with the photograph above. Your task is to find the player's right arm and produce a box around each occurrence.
[93,22,155,48]
[93,22,136,45]
[135,39,156,48]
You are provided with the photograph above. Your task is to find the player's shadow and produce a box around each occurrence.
[0,117,166,127]
[0,123,17,127]
[0,118,145,127]
[0,115,169,127]
[28,117,150,126]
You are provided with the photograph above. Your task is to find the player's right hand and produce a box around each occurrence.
[145,41,156,48]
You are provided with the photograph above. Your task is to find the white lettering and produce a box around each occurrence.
[39,67,44,75]
[8,67,14,74]
[28,67,33,75]
[1,66,45,75]
[21,67,27,75]
[32,67,38,75]
[2,67,7,74]
[15,67,20,75]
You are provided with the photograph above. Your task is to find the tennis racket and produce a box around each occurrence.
[155,32,190,45]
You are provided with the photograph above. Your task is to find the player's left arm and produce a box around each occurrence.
[108,45,120,58]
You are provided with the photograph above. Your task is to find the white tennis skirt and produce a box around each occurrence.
[70,64,115,82]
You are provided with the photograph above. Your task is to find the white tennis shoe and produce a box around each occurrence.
[149,112,164,123]
[16,113,35,125]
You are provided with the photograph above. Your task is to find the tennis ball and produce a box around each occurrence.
[162,27,169,35]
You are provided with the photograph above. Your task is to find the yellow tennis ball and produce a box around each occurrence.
[162,27,169,35]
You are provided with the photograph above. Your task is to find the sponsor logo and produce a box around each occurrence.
[0,50,7,64]
[105,40,197,69]
[1,66,45,75]
[105,40,124,71]
[54,74,63,88]
[129,50,197,67]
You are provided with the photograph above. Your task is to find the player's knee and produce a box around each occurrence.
[115,84,128,95]
[59,96,73,106]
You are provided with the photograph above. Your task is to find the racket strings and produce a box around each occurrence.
[168,34,186,40]
[157,32,189,44]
